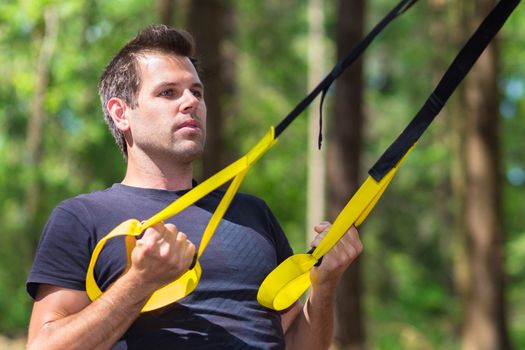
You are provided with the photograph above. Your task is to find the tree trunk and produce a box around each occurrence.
[306,0,326,241]
[157,0,176,25]
[26,7,59,221]
[328,0,366,348]
[450,0,470,339]
[460,1,510,349]
[188,0,235,180]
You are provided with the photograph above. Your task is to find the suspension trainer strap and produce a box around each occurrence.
[369,0,520,181]
[275,0,418,138]
[258,0,520,311]
[86,0,416,312]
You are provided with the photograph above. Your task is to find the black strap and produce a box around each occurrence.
[274,0,418,139]
[369,0,520,181]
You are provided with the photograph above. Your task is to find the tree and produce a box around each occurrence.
[328,0,366,348]
[157,0,176,25]
[460,0,510,349]
[188,0,235,179]
[306,0,326,241]
[26,6,59,228]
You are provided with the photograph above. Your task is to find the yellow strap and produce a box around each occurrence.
[86,128,277,312]
[197,168,248,258]
[257,145,415,311]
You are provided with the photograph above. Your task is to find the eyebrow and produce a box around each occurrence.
[156,81,204,90]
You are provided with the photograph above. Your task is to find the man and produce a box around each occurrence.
[26,24,362,349]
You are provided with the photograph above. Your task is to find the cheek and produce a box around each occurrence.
[197,103,207,128]
[129,107,167,137]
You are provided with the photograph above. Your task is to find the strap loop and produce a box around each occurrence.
[257,146,414,310]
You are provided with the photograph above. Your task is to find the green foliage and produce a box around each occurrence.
[230,0,309,252]
[0,0,150,333]
[360,0,524,348]
[0,1,524,349]
[500,5,525,347]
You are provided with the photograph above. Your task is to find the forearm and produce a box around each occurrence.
[28,273,151,350]
[284,285,336,350]
[284,225,362,349]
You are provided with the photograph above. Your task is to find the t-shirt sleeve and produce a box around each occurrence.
[26,201,94,299]
[260,200,293,264]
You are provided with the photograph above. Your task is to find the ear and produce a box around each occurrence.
[107,97,131,131]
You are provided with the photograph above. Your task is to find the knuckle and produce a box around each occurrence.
[165,223,177,232]
[348,246,357,259]
[143,227,155,236]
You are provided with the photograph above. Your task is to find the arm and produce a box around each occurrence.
[27,223,195,350]
[282,225,362,350]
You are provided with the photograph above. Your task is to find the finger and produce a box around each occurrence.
[185,243,197,269]
[160,223,178,245]
[314,221,331,234]
[175,230,188,243]
[172,231,195,269]
[172,230,191,258]
[136,231,157,253]
[338,236,358,261]
[142,222,166,241]
[164,223,178,235]
[158,229,191,261]
[334,228,362,260]
[347,226,359,239]
[346,226,363,254]
[310,237,321,248]
[310,230,328,248]
[137,222,172,256]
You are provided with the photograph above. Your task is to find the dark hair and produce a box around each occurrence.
[98,24,198,158]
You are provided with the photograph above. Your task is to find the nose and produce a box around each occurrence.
[179,89,199,114]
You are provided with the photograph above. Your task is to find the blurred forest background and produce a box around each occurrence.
[0,0,524,349]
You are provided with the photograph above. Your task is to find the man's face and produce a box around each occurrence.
[126,53,206,163]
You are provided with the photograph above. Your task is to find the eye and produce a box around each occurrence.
[191,89,203,99]
[158,89,174,97]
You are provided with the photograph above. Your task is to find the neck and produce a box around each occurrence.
[122,151,194,191]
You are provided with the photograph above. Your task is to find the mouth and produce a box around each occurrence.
[176,119,202,131]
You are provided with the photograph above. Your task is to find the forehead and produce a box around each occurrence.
[136,52,201,88]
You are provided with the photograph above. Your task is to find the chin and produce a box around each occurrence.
[174,145,204,162]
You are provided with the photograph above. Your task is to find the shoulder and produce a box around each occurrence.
[41,186,121,241]
[54,186,113,210]
[233,191,270,210]
[38,185,132,248]
[53,184,136,220]
[59,185,129,209]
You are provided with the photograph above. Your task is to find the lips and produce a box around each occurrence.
[176,119,201,130]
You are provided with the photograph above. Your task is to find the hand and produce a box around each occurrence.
[309,222,363,289]
[129,222,196,293]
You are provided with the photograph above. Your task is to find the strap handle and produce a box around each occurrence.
[257,146,413,310]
